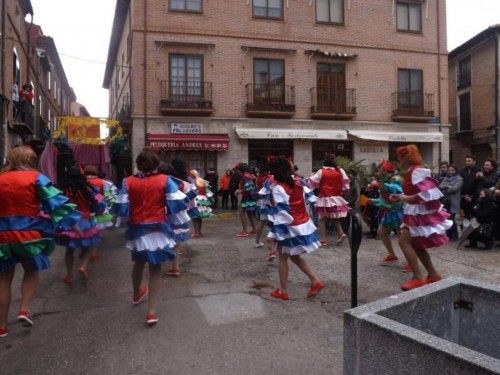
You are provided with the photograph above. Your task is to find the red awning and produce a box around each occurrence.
[146,133,229,151]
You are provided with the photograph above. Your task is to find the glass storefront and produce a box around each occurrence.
[248,139,293,166]
[158,150,217,177]
[312,140,353,170]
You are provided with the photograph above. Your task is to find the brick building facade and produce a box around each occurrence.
[0,0,78,161]
[104,0,449,176]
[448,25,500,166]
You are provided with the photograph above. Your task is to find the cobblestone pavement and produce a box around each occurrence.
[1,212,499,374]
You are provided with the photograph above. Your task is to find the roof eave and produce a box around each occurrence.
[449,25,500,61]
[103,0,130,88]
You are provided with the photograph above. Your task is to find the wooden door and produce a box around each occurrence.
[317,64,346,113]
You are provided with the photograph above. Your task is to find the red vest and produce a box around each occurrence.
[318,168,343,197]
[0,170,39,218]
[65,190,92,220]
[280,180,309,226]
[126,174,168,224]
[87,176,104,194]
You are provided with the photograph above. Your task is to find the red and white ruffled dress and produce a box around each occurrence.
[308,167,350,219]
[402,166,452,249]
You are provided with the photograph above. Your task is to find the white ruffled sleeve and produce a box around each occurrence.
[268,185,294,225]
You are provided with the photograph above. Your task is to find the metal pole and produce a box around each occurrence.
[348,209,362,308]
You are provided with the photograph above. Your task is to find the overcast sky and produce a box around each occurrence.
[30,0,500,119]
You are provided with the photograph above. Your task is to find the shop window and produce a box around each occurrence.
[248,139,293,166]
[396,1,422,33]
[13,48,20,85]
[158,150,216,178]
[253,0,283,19]
[312,140,352,170]
[170,0,202,12]
[316,0,344,24]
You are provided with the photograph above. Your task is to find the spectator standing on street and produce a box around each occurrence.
[390,145,452,291]
[204,168,218,209]
[436,161,449,183]
[219,170,232,209]
[476,159,499,192]
[113,149,190,325]
[460,156,481,220]
[439,165,463,241]
[0,147,80,337]
[229,168,241,210]
[467,189,497,250]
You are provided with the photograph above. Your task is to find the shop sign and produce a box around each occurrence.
[358,141,386,154]
[171,123,203,134]
[149,140,228,151]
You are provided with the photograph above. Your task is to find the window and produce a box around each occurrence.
[169,0,202,12]
[398,68,423,108]
[169,54,203,96]
[159,151,216,178]
[458,56,471,89]
[396,1,422,32]
[253,58,285,102]
[39,96,42,116]
[53,80,57,99]
[13,48,20,84]
[312,141,352,169]
[47,71,51,90]
[48,109,51,130]
[253,0,283,19]
[459,93,471,132]
[316,0,344,24]
[121,52,125,78]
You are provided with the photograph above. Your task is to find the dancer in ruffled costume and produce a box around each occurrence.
[188,169,214,238]
[84,166,117,230]
[84,166,117,263]
[254,162,272,249]
[369,161,406,267]
[0,147,80,337]
[57,166,104,283]
[113,149,190,325]
[308,153,350,245]
[390,145,452,291]
[158,162,197,277]
[236,163,257,237]
[266,158,324,301]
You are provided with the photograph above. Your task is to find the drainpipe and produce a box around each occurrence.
[495,33,499,168]
[436,0,443,162]
[143,0,148,145]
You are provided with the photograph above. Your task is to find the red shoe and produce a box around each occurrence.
[336,233,347,244]
[165,268,181,277]
[78,267,88,279]
[271,289,289,301]
[380,255,399,266]
[248,229,257,235]
[0,328,7,338]
[236,231,249,237]
[426,274,442,284]
[146,313,159,325]
[90,255,99,263]
[267,250,276,261]
[401,278,426,291]
[191,234,201,239]
[63,275,73,284]
[132,286,149,305]
[17,310,34,326]
[320,240,328,246]
[401,263,412,273]
[307,281,325,298]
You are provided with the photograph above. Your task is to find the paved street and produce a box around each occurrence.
[1,212,499,375]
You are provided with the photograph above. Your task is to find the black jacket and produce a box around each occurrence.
[476,170,499,192]
[473,197,497,224]
[460,166,480,195]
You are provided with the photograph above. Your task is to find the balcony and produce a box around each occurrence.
[246,83,295,118]
[392,92,435,122]
[310,87,356,120]
[159,80,213,116]
[10,102,34,135]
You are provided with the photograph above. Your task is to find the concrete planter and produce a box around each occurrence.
[344,278,500,375]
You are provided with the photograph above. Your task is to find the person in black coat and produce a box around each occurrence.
[475,159,499,193]
[467,189,497,250]
[460,155,480,219]
[229,168,241,210]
